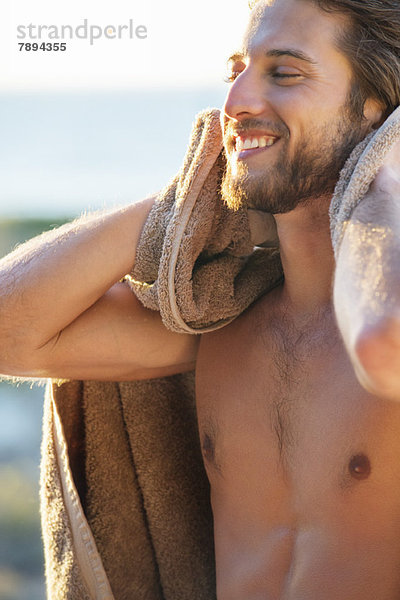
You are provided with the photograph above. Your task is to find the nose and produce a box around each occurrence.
[223,67,268,122]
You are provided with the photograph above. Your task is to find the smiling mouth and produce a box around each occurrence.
[232,134,281,159]
[235,134,279,151]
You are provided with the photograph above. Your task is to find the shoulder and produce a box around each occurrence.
[198,287,281,361]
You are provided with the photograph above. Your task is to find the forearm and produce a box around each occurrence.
[334,168,400,398]
[0,197,154,368]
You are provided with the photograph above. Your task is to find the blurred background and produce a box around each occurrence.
[0,0,250,597]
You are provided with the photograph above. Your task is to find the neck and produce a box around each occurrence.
[274,196,335,314]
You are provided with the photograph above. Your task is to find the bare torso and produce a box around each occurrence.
[196,287,400,599]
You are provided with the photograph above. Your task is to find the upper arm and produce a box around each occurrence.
[9,281,199,381]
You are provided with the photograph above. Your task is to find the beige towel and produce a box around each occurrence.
[330,105,400,254]
[127,108,282,334]
[42,376,214,600]
[42,104,400,599]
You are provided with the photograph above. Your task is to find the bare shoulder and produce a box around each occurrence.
[200,285,285,349]
[197,288,281,379]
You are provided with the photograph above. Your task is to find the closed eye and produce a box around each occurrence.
[272,73,302,78]
[271,71,304,85]
[224,70,303,84]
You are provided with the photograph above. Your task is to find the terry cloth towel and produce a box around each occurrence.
[127,108,282,333]
[42,104,400,600]
[330,105,400,254]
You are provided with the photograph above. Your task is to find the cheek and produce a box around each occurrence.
[271,80,350,125]
[274,91,350,149]
[268,85,317,131]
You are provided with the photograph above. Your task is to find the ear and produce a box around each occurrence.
[363,98,385,129]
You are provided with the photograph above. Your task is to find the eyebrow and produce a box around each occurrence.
[227,48,318,65]
[266,48,318,64]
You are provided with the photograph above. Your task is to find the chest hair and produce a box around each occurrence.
[258,306,340,457]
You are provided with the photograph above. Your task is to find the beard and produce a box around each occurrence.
[220,106,366,214]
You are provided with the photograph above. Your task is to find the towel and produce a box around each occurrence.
[42,104,400,599]
[42,376,214,600]
[330,105,400,254]
[127,108,282,334]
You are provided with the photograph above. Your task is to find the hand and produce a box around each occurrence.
[353,315,400,401]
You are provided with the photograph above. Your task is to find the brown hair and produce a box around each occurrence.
[248,0,400,118]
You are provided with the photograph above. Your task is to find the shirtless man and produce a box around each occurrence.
[1,0,400,598]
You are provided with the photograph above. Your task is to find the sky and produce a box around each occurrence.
[1,0,251,91]
[0,0,255,218]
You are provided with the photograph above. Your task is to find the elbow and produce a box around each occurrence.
[0,335,22,376]
[0,351,30,379]
[352,317,400,400]
[0,333,43,378]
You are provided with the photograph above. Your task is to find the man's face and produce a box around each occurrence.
[221,0,369,214]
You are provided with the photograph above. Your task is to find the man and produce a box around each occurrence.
[1,0,400,598]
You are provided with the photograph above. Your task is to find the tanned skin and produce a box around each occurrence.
[0,197,199,381]
[1,0,400,597]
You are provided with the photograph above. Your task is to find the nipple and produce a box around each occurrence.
[348,453,371,480]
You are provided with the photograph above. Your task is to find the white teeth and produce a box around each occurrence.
[235,135,277,152]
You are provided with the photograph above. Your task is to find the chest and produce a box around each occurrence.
[195,303,400,487]
[195,304,400,600]
[196,306,353,443]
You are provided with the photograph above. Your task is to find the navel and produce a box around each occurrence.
[348,453,371,481]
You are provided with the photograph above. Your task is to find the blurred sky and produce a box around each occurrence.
[1,0,251,91]
[0,0,254,218]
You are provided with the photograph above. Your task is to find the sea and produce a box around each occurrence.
[0,87,228,218]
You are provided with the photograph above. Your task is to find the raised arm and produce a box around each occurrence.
[0,197,199,381]
[334,141,400,399]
